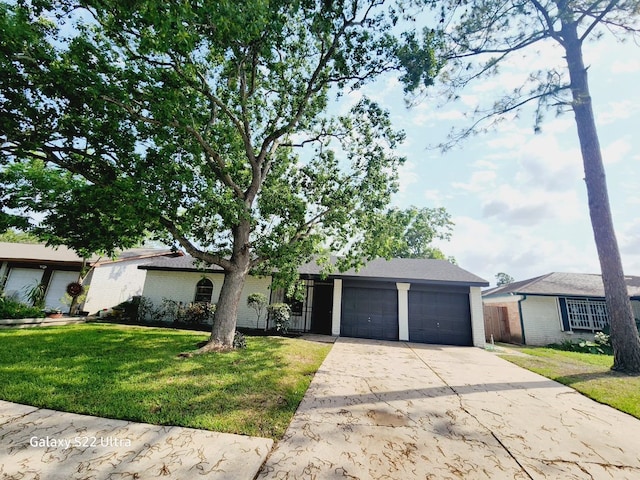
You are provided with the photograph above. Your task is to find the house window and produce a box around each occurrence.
[563,298,609,332]
[285,296,303,316]
[194,278,214,303]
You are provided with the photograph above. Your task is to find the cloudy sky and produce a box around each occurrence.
[344,28,640,286]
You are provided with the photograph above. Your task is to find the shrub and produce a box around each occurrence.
[593,331,611,348]
[136,296,159,323]
[233,330,247,349]
[549,337,612,355]
[179,302,216,325]
[267,303,291,334]
[23,281,46,309]
[160,298,184,323]
[0,297,45,319]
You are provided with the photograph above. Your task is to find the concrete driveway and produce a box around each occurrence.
[259,338,640,479]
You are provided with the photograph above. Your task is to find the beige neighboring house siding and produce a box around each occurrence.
[485,295,640,346]
[82,258,156,314]
[469,287,486,348]
[141,270,272,328]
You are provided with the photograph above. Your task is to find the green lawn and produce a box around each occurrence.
[0,323,331,439]
[501,346,640,419]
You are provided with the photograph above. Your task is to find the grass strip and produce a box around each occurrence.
[501,346,640,419]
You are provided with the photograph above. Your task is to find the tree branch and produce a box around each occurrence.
[101,95,245,199]
[159,216,235,271]
[579,0,621,42]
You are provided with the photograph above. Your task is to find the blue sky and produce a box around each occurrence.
[341,32,640,286]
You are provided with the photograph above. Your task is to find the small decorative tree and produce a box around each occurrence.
[247,293,268,330]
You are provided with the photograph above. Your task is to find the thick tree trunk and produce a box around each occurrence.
[207,267,248,347]
[563,23,640,372]
[198,221,252,352]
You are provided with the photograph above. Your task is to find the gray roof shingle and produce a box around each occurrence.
[483,272,640,298]
[140,256,488,286]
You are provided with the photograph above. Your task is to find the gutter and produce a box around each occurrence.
[516,293,527,345]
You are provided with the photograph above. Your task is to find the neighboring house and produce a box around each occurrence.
[139,256,489,347]
[482,272,640,346]
[0,243,181,314]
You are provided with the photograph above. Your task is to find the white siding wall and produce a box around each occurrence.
[3,268,44,304]
[141,271,272,328]
[520,296,593,346]
[469,286,486,347]
[83,258,158,314]
[45,270,81,312]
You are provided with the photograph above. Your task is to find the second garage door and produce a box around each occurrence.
[408,286,472,346]
[341,282,398,341]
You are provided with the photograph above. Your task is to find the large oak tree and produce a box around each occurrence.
[1,1,442,350]
[402,0,640,371]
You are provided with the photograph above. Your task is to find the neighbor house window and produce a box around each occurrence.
[562,298,609,332]
[194,278,214,303]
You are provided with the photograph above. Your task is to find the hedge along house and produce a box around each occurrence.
[482,272,640,346]
[139,256,489,347]
[0,242,181,314]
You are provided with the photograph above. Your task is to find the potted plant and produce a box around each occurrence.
[44,308,63,318]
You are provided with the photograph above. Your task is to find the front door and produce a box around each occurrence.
[310,282,333,334]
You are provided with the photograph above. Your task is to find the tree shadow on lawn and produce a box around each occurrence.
[0,325,313,438]
[553,370,640,385]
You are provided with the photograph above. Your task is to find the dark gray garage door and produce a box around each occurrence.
[408,287,472,346]
[341,282,398,341]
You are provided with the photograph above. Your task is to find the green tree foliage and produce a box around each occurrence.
[495,272,514,287]
[399,0,640,372]
[366,206,453,259]
[0,1,441,350]
[0,229,39,244]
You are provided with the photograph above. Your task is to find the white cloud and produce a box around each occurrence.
[602,137,632,165]
[598,101,640,124]
[472,159,498,170]
[438,215,601,285]
[611,59,640,74]
[397,160,419,194]
[451,170,497,192]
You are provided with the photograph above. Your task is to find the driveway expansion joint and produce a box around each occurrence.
[406,343,535,479]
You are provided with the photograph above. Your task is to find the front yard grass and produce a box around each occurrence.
[0,323,331,439]
[501,346,640,419]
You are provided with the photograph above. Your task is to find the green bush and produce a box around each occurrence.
[550,337,612,355]
[233,330,247,349]
[179,302,216,325]
[267,303,291,334]
[0,297,45,319]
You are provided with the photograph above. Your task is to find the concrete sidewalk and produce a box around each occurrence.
[259,338,640,479]
[0,401,272,479]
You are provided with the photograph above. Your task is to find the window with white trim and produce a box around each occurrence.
[194,278,214,303]
[564,298,609,332]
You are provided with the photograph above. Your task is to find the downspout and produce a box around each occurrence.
[517,294,527,345]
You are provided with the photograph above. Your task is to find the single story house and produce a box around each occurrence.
[0,242,181,314]
[482,272,640,346]
[138,256,489,347]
